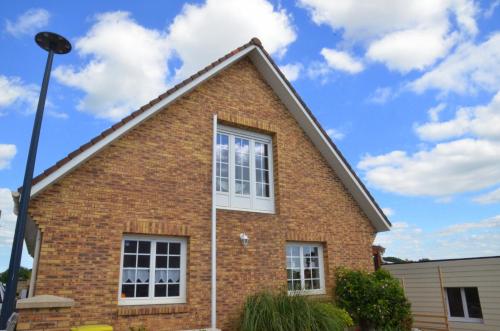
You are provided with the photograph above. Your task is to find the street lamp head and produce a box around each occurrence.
[35,32,71,54]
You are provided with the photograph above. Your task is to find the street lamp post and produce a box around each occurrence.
[0,32,71,329]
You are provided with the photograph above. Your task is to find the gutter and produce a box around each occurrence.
[211,114,218,330]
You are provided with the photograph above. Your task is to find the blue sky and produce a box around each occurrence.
[0,0,499,270]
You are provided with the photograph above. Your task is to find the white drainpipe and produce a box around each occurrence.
[211,114,218,330]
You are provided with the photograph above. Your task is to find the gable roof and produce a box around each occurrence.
[27,38,391,232]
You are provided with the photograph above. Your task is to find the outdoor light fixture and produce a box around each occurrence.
[240,233,249,248]
[0,32,71,329]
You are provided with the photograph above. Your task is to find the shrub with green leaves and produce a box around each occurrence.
[335,268,413,331]
[240,290,353,331]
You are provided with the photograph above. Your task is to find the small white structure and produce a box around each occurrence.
[384,256,500,331]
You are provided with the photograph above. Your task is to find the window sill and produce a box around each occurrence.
[288,289,326,297]
[117,304,189,316]
[449,317,483,324]
[217,206,275,214]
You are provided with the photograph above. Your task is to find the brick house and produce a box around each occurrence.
[14,38,391,330]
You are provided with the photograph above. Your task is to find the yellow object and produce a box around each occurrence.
[70,325,113,331]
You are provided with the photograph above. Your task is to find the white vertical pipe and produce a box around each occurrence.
[211,114,218,330]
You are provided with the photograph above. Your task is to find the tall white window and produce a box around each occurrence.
[216,125,274,213]
[286,243,325,295]
[445,287,483,323]
[119,236,187,305]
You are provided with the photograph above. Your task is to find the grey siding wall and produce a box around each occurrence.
[384,257,500,331]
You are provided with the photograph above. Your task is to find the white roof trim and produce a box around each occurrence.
[30,44,390,232]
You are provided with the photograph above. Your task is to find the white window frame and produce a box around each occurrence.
[444,287,483,323]
[216,125,275,213]
[118,235,187,306]
[286,242,326,296]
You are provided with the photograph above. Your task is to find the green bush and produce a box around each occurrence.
[335,268,413,331]
[240,290,353,331]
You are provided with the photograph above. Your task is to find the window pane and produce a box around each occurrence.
[168,270,180,283]
[155,284,167,297]
[169,256,180,268]
[138,255,150,268]
[136,269,149,283]
[447,288,465,317]
[123,255,136,268]
[220,178,228,192]
[121,284,134,298]
[138,241,151,253]
[256,156,262,169]
[170,243,181,255]
[235,181,243,194]
[168,284,180,297]
[221,163,228,177]
[312,279,320,289]
[122,269,135,283]
[156,256,167,268]
[464,288,483,319]
[243,181,250,195]
[216,133,229,193]
[256,183,263,197]
[124,240,137,253]
[234,137,250,196]
[136,284,149,297]
[287,257,300,268]
[287,246,300,257]
[221,149,228,163]
[157,242,168,255]
[155,270,167,283]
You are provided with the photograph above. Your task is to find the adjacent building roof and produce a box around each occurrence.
[26,38,391,232]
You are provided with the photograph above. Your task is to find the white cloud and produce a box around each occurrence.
[427,103,447,122]
[473,188,500,205]
[167,0,296,81]
[382,207,395,218]
[0,144,16,170]
[0,75,38,112]
[0,188,16,247]
[5,8,50,37]
[54,12,171,121]
[279,63,302,82]
[326,128,345,141]
[55,2,296,121]
[416,91,500,141]
[368,87,394,104]
[320,48,364,74]
[360,88,500,199]
[366,27,455,73]
[411,33,500,94]
[299,0,478,73]
[376,215,500,260]
[439,215,500,235]
[359,139,500,197]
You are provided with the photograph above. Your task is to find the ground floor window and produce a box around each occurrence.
[119,235,187,305]
[286,243,325,295]
[445,287,483,322]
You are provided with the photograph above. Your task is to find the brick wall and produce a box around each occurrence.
[19,58,376,331]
